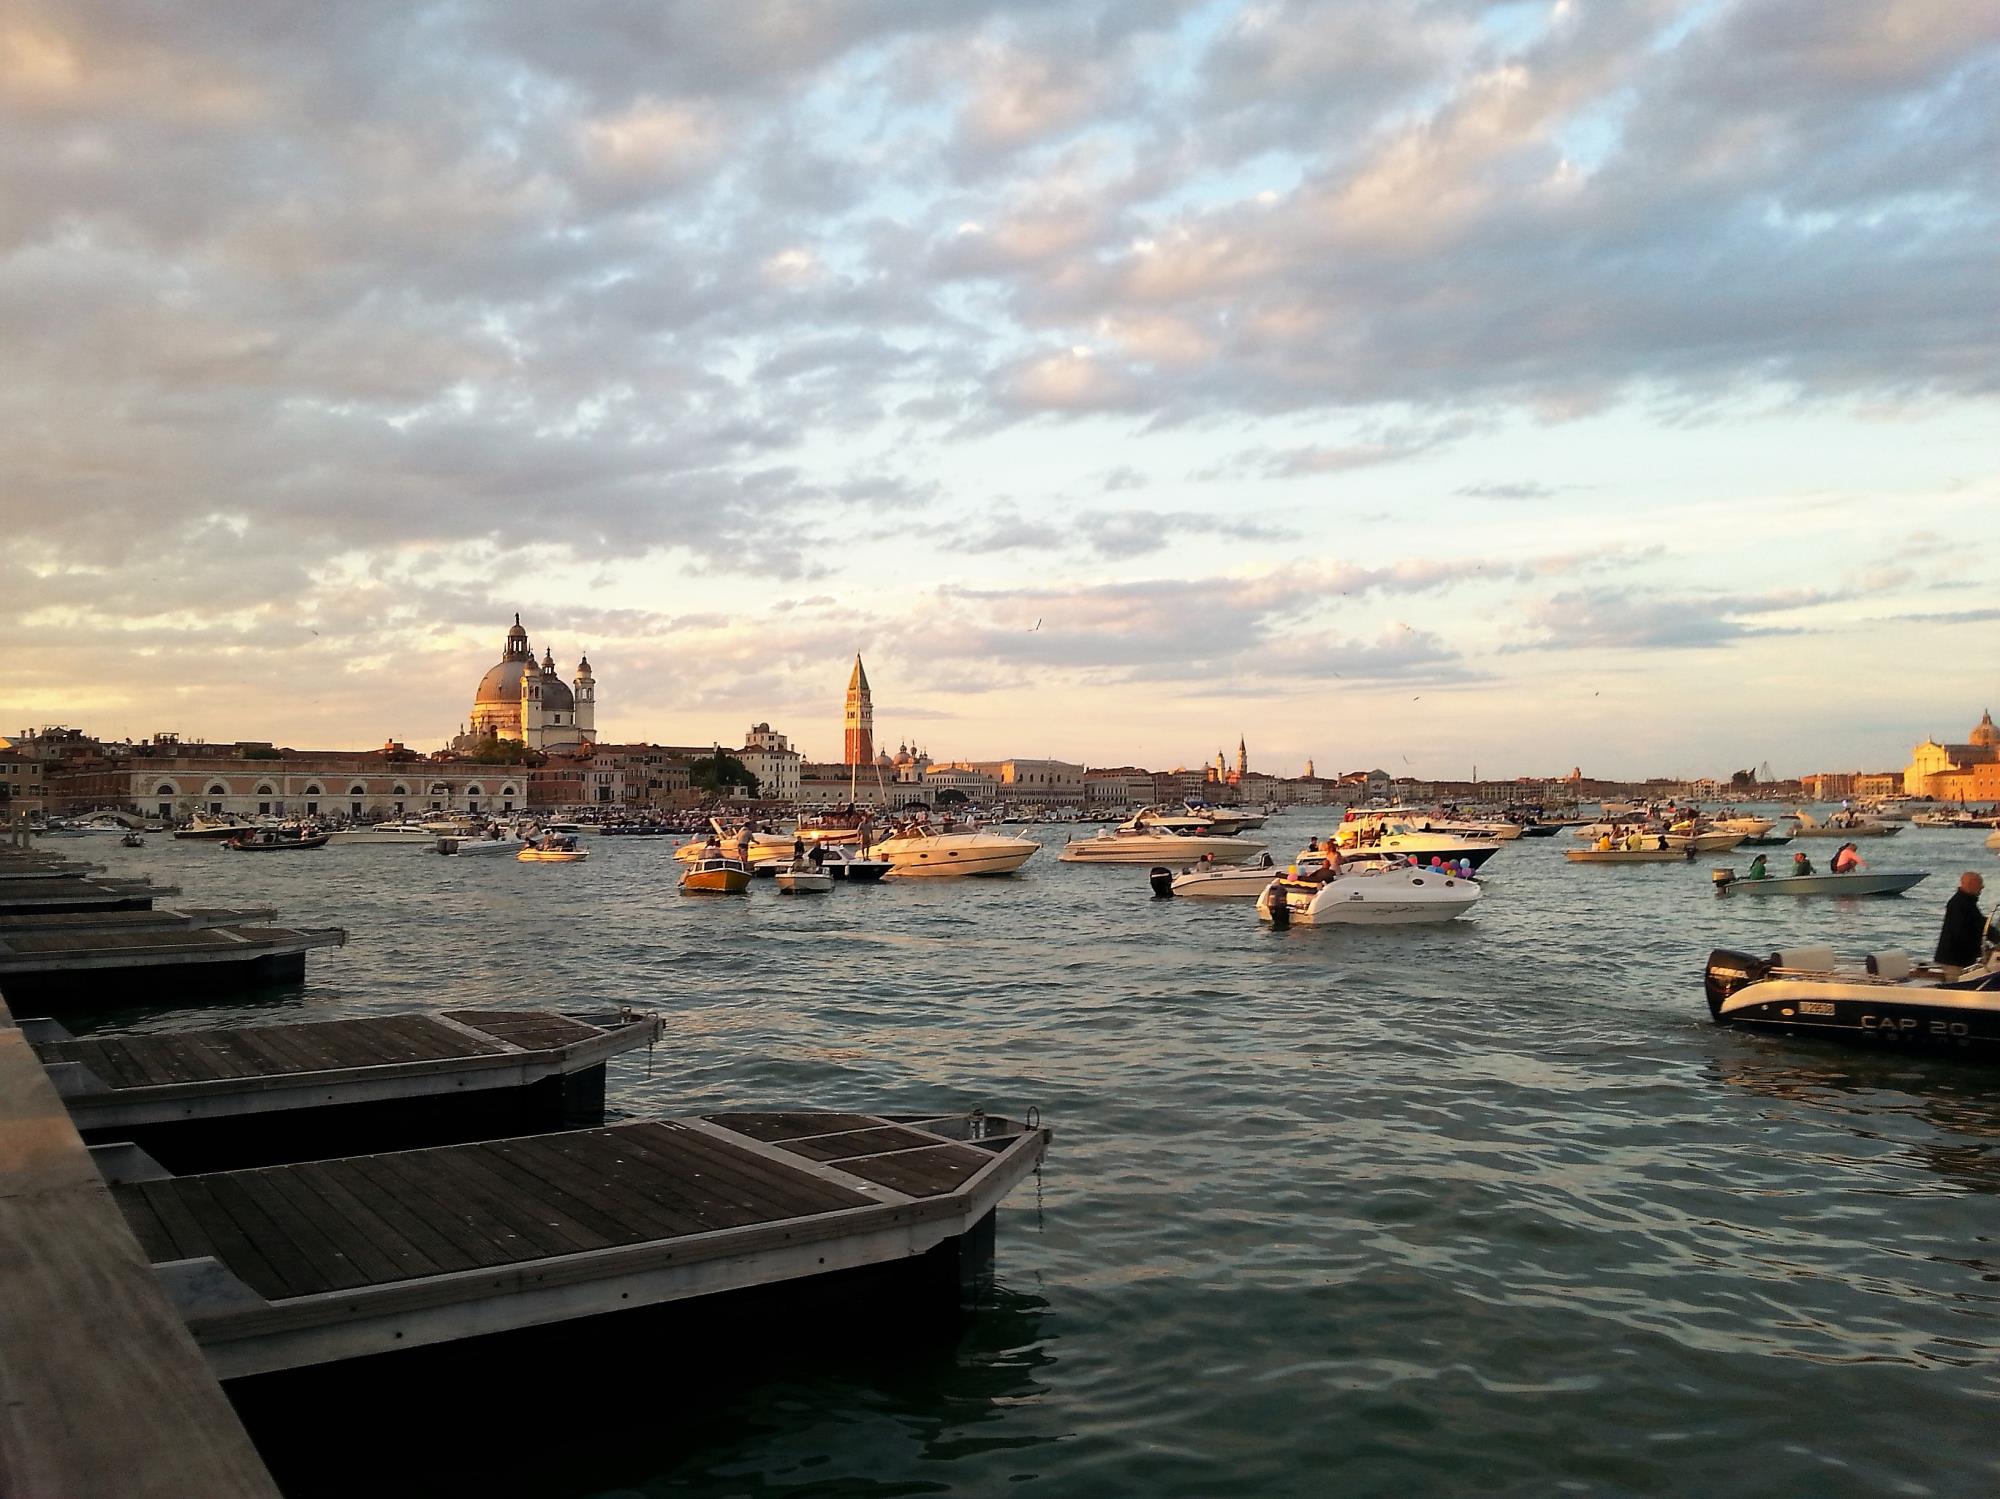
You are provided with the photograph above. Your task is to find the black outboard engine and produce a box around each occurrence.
[1149,865,1175,898]
[1265,882,1291,929]
[1704,948,1771,1020]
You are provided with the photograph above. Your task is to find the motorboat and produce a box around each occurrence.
[119,832,146,849]
[1565,847,1693,864]
[1788,809,1899,839]
[1665,829,1745,853]
[223,828,330,852]
[819,848,892,883]
[1150,858,1281,898]
[1711,814,1777,836]
[1256,864,1483,926]
[518,845,589,863]
[1060,813,1267,864]
[673,823,795,870]
[864,827,1040,877]
[174,812,257,841]
[438,829,530,856]
[324,822,437,846]
[681,855,752,893]
[1427,818,1524,842]
[1712,867,1927,897]
[1736,832,1794,847]
[775,861,834,894]
[1705,944,2000,1055]
[1326,817,1501,870]
[1179,802,1267,832]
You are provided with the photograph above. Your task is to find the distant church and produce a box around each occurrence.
[452,615,597,752]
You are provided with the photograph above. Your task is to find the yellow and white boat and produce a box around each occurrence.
[518,841,590,863]
[681,855,752,893]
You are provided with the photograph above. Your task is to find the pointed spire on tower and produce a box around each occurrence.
[849,653,870,692]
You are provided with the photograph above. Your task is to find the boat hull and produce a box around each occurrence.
[1715,870,1928,897]
[681,867,751,893]
[1160,866,1281,898]
[1706,949,2000,1056]
[1565,849,1692,863]
[1257,871,1482,925]
[775,871,833,893]
[1060,833,1267,864]
[824,860,892,883]
[866,836,1040,877]
[517,849,589,863]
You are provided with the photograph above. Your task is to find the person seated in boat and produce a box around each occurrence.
[1831,842,1864,874]
[1596,833,1613,852]
[1791,851,1815,876]
[1744,854,1771,880]
[1258,853,1274,868]
[1304,837,1319,854]
[1935,872,1987,979]
[1624,829,1645,852]
[807,842,827,870]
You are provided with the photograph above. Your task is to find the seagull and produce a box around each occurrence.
[1031,618,1041,631]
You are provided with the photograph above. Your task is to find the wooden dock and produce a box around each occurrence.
[0,875,179,914]
[0,922,347,1005]
[0,995,281,1497]
[0,905,279,935]
[115,1109,1049,1379]
[32,1007,656,1171]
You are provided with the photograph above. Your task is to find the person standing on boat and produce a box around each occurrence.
[1935,872,1987,979]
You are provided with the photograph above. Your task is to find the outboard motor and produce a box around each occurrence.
[1149,865,1175,898]
[1703,948,1771,1020]
[1264,882,1291,929]
[1712,867,1735,892]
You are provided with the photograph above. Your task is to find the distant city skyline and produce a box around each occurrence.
[2,5,1995,776]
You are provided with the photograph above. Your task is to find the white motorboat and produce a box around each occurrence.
[1788,809,1900,838]
[1256,864,1483,926]
[1428,818,1524,842]
[1061,812,1267,864]
[1705,944,2000,1054]
[1666,829,1746,852]
[324,822,437,845]
[775,862,833,894]
[1179,803,1267,832]
[865,828,1040,877]
[1712,868,1929,897]
[673,824,795,870]
[1150,858,1281,898]
[438,829,530,856]
[1712,814,1777,836]
[1324,818,1501,870]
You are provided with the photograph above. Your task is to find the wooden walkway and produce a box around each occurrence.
[36,1007,651,1151]
[0,922,346,1004]
[0,906,278,935]
[116,1110,1049,1378]
[0,995,279,1497]
[0,876,176,914]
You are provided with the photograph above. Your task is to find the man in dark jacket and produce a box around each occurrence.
[1935,872,1988,978]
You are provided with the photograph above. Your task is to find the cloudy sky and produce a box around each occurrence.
[3,1,1995,778]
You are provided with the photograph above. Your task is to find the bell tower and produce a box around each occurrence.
[574,653,596,743]
[843,655,874,766]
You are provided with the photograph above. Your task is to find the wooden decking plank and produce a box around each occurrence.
[59,1039,147,1088]
[518,1130,747,1233]
[435,1145,619,1255]
[835,1146,988,1199]
[371,1016,492,1061]
[780,1125,942,1162]
[116,1190,181,1265]
[461,1143,656,1247]
[592,1125,798,1227]
[650,1121,879,1212]
[161,1178,300,1300]
[285,1167,448,1282]
[201,1175,341,1298]
[491,1135,706,1240]
[216,1028,312,1076]
[623,1121,866,1221]
[314,1158,483,1274]
[261,1168,414,1285]
[367,1148,587,1264]
[702,1110,888,1143]
[127,1036,216,1085]
[341,1150,531,1269]
[303,1019,414,1067]
[242,1025,345,1072]
[130,1180,220,1264]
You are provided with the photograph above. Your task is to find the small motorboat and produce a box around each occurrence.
[518,834,588,863]
[681,855,751,894]
[1788,810,1900,839]
[324,822,438,845]
[1565,847,1692,864]
[119,833,146,849]
[775,861,834,894]
[1151,859,1281,898]
[1712,867,1928,897]
[174,813,255,841]
[865,827,1040,878]
[438,827,530,856]
[223,828,330,852]
[1256,864,1483,926]
[1736,832,1794,847]
[1060,810,1268,864]
[1705,944,2000,1055]
[1665,829,1745,853]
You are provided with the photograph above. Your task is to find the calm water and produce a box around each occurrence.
[74,816,2000,1497]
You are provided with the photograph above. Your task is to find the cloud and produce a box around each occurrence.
[1508,586,1854,652]
[1454,481,1577,501]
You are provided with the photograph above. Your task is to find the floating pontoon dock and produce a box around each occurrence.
[31,1008,656,1171]
[0,923,347,1004]
[0,876,178,914]
[115,1109,1049,1379]
[0,905,279,936]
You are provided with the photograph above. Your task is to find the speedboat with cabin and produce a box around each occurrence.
[325,821,438,846]
[1061,811,1267,864]
[1705,943,2000,1056]
[174,812,257,841]
[1788,809,1899,839]
[1179,802,1267,832]
[1150,857,1281,898]
[865,826,1040,877]
[681,855,752,893]
[1256,863,1483,926]
[1326,815,1501,870]
[819,847,892,883]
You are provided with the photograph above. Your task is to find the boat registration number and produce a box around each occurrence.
[1797,1001,1836,1017]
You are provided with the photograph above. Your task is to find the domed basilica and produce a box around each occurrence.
[452,615,597,752]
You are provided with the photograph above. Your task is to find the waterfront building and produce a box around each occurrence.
[738,725,803,801]
[87,741,516,821]
[923,766,1001,803]
[1905,711,1999,797]
[532,743,699,811]
[940,759,1086,806]
[459,615,597,752]
[843,656,874,766]
[0,749,46,820]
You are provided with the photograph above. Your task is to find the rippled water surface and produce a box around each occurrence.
[72,818,2000,1497]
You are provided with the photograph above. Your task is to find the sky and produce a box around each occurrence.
[1,0,1996,779]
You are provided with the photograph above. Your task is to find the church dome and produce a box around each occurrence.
[476,658,534,705]
[1973,710,1997,748]
[539,674,576,713]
